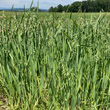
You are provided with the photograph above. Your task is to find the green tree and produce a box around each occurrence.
[57,4,64,12]
[48,7,54,12]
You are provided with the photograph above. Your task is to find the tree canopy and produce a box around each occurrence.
[48,0,110,12]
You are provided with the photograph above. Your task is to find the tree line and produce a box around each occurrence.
[48,0,110,12]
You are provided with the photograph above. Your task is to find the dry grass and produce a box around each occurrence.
[0,94,9,110]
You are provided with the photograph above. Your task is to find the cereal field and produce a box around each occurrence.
[0,11,110,110]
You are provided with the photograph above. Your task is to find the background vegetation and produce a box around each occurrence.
[49,0,110,12]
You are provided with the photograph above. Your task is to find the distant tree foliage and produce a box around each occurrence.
[48,0,110,12]
[31,7,41,12]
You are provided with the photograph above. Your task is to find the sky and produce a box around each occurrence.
[0,0,82,9]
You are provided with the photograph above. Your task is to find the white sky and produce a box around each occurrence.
[0,0,83,9]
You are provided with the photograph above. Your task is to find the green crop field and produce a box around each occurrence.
[0,11,110,110]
